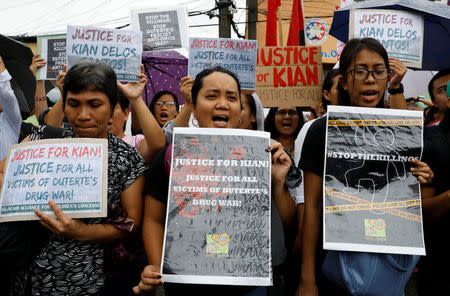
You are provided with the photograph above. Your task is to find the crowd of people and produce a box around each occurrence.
[0,36,448,296]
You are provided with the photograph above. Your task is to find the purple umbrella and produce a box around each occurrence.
[142,50,188,107]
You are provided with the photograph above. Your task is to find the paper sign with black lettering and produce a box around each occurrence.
[131,6,188,51]
[188,38,258,90]
[255,46,323,107]
[323,106,425,255]
[66,25,142,81]
[37,34,66,80]
[162,128,271,285]
[0,139,108,222]
[350,9,424,68]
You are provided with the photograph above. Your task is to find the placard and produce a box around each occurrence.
[255,46,323,107]
[131,6,189,51]
[0,139,108,222]
[323,106,425,255]
[162,128,272,286]
[37,34,66,80]
[66,25,142,81]
[349,9,424,68]
[188,38,258,90]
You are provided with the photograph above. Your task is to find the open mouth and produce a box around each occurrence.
[361,91,378,102]
[160,112,168,120]
[212,115,229,127]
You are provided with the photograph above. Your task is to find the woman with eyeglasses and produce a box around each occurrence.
[264,107,305,159]
[149,90,179,127]
[297,38,433,296]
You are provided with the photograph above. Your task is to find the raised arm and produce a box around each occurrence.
[30,54,48,118]
[0,56,21,151]
[117,65,165,163]
[44,66,66,127]
[173,76,194,128]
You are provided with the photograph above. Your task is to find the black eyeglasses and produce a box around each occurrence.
[275,110,298,117]
[155,101,176,107]
[348,68,390,81]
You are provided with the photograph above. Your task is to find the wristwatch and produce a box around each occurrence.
[388,83,404,95]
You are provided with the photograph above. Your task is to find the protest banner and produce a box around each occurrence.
[323,106,425,255]
[188,37,258,90]
[37,34,66,80]
[131,6,188,51]
[0,139,108,222]
[349,9,424,68]
[66,25,142,82]
[255,45,323,107]
[162,128,272,285]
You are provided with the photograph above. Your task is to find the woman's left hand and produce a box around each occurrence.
[410,158,434,184]
[268,142,292,183]
[117,64,147,101]
[35,200,88,240]
[388,58,407,89]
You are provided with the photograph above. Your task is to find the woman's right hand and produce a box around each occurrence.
[132,265,163,295]
[180,76,194,105]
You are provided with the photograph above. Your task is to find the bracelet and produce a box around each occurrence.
[34,96,47,101]
[388,83,404,95]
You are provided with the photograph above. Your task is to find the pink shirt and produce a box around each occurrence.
[122,134,145,149]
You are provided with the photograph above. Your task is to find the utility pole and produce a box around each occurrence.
[247,0,257,40]
[217,0,232,38]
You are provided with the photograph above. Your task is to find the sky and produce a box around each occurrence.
[0,0,247,38]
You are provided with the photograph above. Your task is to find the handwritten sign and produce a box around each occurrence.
[324,106,425,255]
[0,139,108,222]
[162,128,272,286]
[350,9,424,68]
[66,25,142,82]
[255,46,323,107]
[188,38,258,90]
[37,34,66,80]
[131,6,188,51]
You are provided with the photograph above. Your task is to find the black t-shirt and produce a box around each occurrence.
[299,116,327,176]
[144,145,170,203]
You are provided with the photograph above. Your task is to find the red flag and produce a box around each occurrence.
[265,0,281,46]
[287,0,306,46]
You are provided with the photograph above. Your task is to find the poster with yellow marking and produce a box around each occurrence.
[323,106,425,255]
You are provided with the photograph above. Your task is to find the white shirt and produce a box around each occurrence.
[0,69,21,159]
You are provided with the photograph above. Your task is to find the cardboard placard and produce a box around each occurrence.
[255,46,323,107]
[0,139,108,222]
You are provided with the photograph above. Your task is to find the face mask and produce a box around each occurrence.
[46,87,61,103]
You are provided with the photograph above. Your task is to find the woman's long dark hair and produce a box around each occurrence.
[264,107,305,139]
[337,38,389,108]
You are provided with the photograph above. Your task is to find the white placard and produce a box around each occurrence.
[66,25,142,81]
[349,9,424,68]
[0,139,108,222]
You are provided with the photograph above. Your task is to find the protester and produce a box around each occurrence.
[0,55,21,160]
[134,66,293,296]
[8,60,147,296]
[149,90,179,127]
[297,38,434,296]
[264,106,305,159]
[423,68,450,126]
[418,79,450,295]
[110,87,166,163]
